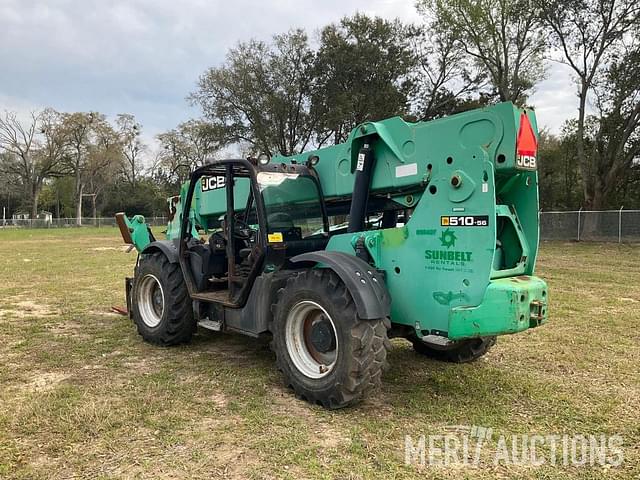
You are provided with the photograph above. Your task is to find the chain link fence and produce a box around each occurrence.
[540,209,640,243]
[0,217,168,229]
[2,211,640,243]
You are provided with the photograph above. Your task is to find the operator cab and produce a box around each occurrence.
[178,159,329,307]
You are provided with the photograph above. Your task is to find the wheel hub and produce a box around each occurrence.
[309,317,336,353]
[151,287,163,317]
[285,300,338,379]
[137,274,164,328]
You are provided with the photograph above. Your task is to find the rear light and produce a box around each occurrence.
[515,112,538,170]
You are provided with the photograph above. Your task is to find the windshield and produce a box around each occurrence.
[257,172,326,240]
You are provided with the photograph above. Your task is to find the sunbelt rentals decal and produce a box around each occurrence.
[424,229,474,273]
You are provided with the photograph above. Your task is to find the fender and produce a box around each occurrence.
[290,251,391,320]
[141,240,179,263]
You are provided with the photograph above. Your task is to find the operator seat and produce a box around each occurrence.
[207,232,228,277]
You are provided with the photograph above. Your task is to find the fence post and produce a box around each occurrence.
[577,207,583,242]
[618,206,624,243]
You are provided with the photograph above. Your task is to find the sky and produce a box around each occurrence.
[0,0,578,150]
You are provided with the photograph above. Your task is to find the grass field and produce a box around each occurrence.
[0,227,638,479]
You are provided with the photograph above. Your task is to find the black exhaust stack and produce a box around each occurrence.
[348,143,375,233]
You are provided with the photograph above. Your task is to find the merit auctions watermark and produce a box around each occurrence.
[405,426,623,467]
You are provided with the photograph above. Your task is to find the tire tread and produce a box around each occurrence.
[272,269,390,409]
[133,251,194,346]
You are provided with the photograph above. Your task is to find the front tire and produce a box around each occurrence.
[132,251,195,346]
[272,269,390,409]
[410,335,496,363]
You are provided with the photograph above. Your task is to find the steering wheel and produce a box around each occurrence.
[232,217,253,241]
[220,214,254,242]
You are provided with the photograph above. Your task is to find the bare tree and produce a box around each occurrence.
[0,152,22,222]
[588,37,640,207]
[61,112,121,225]
[411,28,487,120]
[61,112,93,225]
[538,0,640,207]
[420,0,547,104]
[0,110,65,218]
[156,119,220,184]
[86,120,123,220]
[116,113,146,186]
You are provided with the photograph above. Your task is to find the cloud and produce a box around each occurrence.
[0,0,416,142]
[0,0,576,150]
[530,62,580,134]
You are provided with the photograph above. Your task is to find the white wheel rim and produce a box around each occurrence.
[285,300,338,379]
[137,274,164,328]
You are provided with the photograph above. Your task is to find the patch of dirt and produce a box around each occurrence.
[0,300,59,319]
[80,364,106,372]
[20,371,69,393]
[102,349,125,358]
[89,309,125,317]
[210,392,228,408]
[47,320,86,336]
[197,342,267,366]
[183,415,254,479]
[121,355,166,373]
[268,386,350,449]
[313,424,350,449]
[90,415,254,479]
[269,385,316,420]
[89,246,130,252]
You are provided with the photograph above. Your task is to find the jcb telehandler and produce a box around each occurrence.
[116,101,548,408]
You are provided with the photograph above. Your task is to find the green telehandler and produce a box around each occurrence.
[116,101,548,408]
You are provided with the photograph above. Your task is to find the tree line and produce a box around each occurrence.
[1,0,639,221]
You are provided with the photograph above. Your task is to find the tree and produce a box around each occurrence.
[420,0,546,104]
[191,29,316,156]
[538,0,640,208]
[156,119,220,185]
[116,113,146,187]
[100,178,168,218]
[537,126,584,210]
[408,13,489,121]
[588,39,640,208]
[85,120,122,220]
[0,110,66,218]
[312,14,415,143]
[0,152,22,222]
[60,112,121,225]
[61,112,94,224]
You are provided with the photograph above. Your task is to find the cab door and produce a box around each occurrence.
[180,161,267,306]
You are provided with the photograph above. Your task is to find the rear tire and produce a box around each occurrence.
[132,251,195,346]
[271,269,390,409]
[410,336,496,363]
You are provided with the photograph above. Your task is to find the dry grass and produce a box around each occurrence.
[0,228,638,479]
